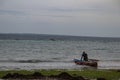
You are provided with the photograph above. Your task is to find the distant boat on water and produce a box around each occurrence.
[49,38,56,41]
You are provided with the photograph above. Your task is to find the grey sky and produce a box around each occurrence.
[0,0,120,37]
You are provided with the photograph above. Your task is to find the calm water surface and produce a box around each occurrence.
[0,35,120,70]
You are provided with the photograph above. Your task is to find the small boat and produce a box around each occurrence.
[73,59,98,67]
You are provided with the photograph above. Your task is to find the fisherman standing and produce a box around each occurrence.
[81,51,88,61]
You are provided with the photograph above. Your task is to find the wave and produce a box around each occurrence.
[100,60,120,62]
[0,59,73,63]
[0,59,120,63]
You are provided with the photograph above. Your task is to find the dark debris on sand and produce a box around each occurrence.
[2,72,106,80]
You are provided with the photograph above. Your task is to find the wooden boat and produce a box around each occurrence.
[73,59,98,67]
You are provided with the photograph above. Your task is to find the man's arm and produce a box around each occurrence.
[81,54,83,61]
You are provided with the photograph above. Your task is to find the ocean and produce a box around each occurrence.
[0,34,120,70]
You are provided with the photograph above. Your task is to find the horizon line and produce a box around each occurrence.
[0,32,120,39]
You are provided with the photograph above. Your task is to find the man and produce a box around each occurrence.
[81,51,88,61]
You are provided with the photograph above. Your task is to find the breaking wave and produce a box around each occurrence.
[0,59,73,63]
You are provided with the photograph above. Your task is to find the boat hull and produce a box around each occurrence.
[74,59,98,67]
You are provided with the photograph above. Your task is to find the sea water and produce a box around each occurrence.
[0,34,120,70]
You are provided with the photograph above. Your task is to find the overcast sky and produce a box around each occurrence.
[0,0,120,37]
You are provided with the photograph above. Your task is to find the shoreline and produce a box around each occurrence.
[0,60,120,70]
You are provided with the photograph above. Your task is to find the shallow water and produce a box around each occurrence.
[0,38,120,70]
